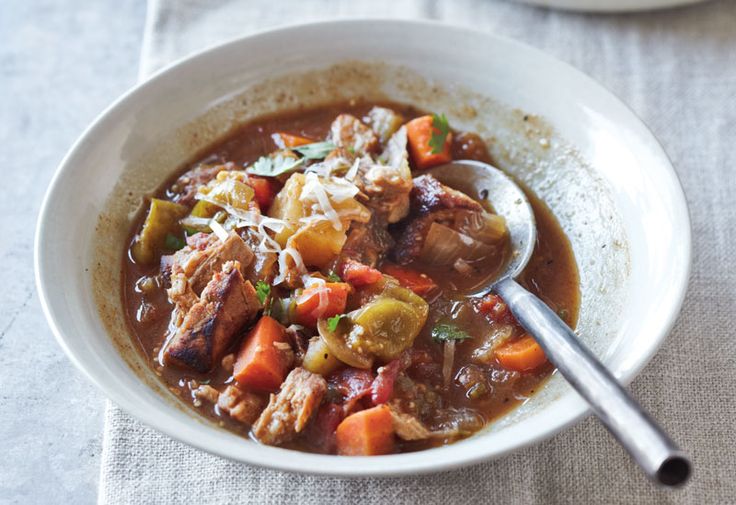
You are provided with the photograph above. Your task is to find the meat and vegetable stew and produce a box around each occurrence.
[123,101,579,455]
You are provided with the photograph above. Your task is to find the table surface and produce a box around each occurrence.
[0,1,145,503]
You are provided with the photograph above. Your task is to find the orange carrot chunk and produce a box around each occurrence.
[405,115,453,170]
[382,264,437,296]
[336,405,395,456]
[276,132,315,148]
[293,282,350,328]
[233,316,289,392]
[495,334,547,372]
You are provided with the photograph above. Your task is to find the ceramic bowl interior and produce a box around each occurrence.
[35,20,690,476]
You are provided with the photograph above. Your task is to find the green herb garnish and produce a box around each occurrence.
[327,313,347,332]
[327,271,342,282]
[164,233,186,251]
[255,280,271,305]
[293,141,337,160]
[431,323,471,344]
[246,154,303,177]
[428,113,450,154]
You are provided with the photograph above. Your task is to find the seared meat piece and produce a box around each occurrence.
[352,126,412,223]
[217,385,265,424]
[336,217,394,269]
[252,367,327,445]
[364,106,404,144]
[393,209,456,265]
[394,175,486,265]
[169,163,229,205]
[389,405,432,441]
[330,114,379,155]
[285,325,310,366]
[410,174,483,215]
[192,384,220,404]
[164,261,261,373]
[168,231,255,296]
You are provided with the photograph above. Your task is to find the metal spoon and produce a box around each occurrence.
[429,160,691,487]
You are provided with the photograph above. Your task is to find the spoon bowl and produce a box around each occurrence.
[428,160,536,287]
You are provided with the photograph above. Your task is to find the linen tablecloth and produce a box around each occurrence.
[100,1,736,503]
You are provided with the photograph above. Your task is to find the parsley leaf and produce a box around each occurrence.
[327,271,342,282]
[293,141,337,160]
[255,281,271,305]
[431,323,471,344]
[164,233,186,251]
[246,154,303,177]
[428,113,450,154]
[327,313,347,332]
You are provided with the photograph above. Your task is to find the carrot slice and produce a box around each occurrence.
[405,115,453,170]
[381,264,437,296]
[336,404,395,456]
[293,282,350,328]
[495,334,547,372]
[233,316,289,392]
[276,132,315,148]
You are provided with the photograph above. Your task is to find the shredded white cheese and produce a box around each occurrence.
[209,220,229,242]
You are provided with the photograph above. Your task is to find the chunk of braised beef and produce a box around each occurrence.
[168,231,255,296]
[284,324,310,366]
[329,114,379,155]
[252,367,327,446]
[335,217,394,269]
[217,385,265,424]
[393,175,485,265]
[168,162,228,205]
[164,261,261,373]
[410,175,483,215]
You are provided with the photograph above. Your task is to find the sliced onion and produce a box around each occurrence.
[452,210,507,245]
[419,222,494,266]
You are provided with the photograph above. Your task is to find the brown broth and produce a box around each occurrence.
[122,100,580,453]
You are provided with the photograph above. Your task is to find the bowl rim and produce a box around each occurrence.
[34,18,692,476]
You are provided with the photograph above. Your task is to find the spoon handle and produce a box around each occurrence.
[493,276,690,487]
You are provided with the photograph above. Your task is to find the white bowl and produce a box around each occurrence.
[510,0,707,13]
[35,20,690,476]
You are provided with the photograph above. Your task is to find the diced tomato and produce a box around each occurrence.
[382,264,437,296]
[293,282,351,328]
[371,359,402,405]
[479,294,516,324]
[246,176,276,212]
[340,259,383,287]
